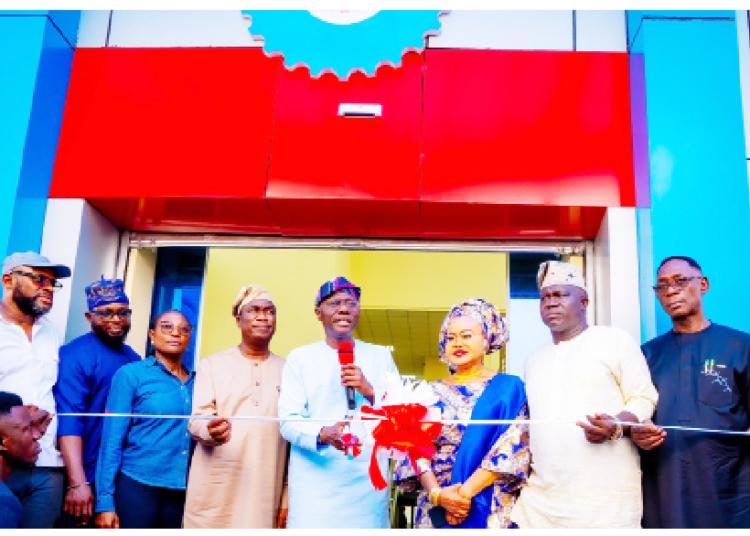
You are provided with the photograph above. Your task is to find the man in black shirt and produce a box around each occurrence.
[633,256,750,528]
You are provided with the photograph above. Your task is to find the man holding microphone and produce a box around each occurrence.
[278,277,398,528]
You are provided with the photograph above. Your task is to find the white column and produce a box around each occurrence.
[40,199,121,343]
[592,207,642,343]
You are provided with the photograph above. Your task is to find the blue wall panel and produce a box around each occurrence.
[627,10,735,51]
[0,16,46,256]
[6,18,76,254]
[640,19,750,335]
[0,12,78,256]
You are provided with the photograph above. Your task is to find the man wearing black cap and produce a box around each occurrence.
[54,277,141,527]
[0,251,72,528]
[278,276,399,529]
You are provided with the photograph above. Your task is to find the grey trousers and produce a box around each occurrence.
[6,466,64,528]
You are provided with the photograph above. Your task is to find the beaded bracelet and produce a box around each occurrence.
[66,482,90,491]
[428,486,442,506]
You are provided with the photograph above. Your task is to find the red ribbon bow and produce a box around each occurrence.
[361,403,443,490]
[341,433,362,459]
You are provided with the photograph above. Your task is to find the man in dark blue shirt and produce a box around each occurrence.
[53,278,140,527]
[632,256,750,528]
[0,391,46,529]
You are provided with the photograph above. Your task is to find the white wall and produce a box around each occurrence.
[76,10,628,53]
[575,10,627,52]
[77,10,260,48]
[592,207,642,343]
[429,11,574,51]
[505,298,552,380]
[40,200,121,343]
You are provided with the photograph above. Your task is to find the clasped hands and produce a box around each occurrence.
[438,483,472,526]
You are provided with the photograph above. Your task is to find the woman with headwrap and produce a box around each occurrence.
[394,298,530,528]
[182,285,289,529]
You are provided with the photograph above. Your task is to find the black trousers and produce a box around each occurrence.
[114,472,186,529]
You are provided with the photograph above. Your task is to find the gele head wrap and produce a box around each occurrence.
[438,298,509,363]
[315,276,361,307]
[232,285,274,317]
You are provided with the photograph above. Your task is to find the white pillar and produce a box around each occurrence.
[40,199,121,343]
[592,207,642,343]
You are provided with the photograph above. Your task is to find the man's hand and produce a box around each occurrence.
[631,419,667,450]
[26,405,54,436]
[341,365,374,402]
[96,511,120,529]
[446,512,466,525]
[206,417,231,445]
[577,413,619,444]
[277,508,288,528]
[64,484,94,524]
[438,483,471,519]
[318,422,347,451]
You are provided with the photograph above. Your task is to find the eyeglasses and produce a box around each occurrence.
[90,309,132,322]
[324,299,360,310]
[653,276,703,294]
[157,321,193,336]
[11,270,63,291]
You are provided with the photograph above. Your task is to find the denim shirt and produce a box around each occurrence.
[95,356,195,513]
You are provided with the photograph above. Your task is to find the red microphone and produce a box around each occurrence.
[338,341,356,410]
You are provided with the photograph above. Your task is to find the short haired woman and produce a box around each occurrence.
[95,310,195,529]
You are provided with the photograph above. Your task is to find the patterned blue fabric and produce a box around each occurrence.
[85,276,129,310]
[445,374,527,528]
[314,276,360,306]
[394,375,530,529]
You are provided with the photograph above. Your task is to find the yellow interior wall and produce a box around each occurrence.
[351,251,507,311]
[200,248,349,359]
[200,249,508,379]
[123,248,157,356]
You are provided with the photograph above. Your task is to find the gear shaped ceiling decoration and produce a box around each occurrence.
[242,10,445,79]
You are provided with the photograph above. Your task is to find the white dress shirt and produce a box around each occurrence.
[0,313,64,467]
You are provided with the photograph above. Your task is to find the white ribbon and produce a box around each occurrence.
[55,413,750,436]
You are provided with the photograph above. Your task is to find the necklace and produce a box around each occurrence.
[453,369,483,384]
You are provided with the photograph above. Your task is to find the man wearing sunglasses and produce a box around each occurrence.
[53,277,141,528]
[0,251,72,528]
[633,256,750,528]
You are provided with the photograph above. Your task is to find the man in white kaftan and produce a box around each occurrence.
[279,277,398,529]
[510,261,658,529]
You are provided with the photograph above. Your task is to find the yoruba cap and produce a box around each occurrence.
[315,276,361,307]
[232,285,273,317]
[2,252,71,279]
[85,276,129,311]
[537,260,586,292]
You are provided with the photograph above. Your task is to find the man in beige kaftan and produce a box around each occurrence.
[183,286,288,529]
[510,261,658,529]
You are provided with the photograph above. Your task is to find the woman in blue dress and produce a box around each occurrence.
[394,298,530,528]
[95,310,195,529]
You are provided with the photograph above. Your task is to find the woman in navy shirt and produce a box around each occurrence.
[95,310,195,529]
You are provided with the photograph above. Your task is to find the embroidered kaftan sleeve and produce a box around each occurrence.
[479,404,530,491]
[613,328,659,422]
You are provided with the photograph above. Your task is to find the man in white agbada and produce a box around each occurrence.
[278,277,398,528]
[510,261,658,529]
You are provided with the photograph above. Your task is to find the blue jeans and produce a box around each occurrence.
[114,472,186,528]
[6,466,64,528]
